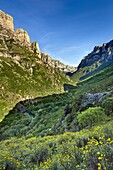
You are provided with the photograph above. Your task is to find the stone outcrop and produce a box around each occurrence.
[0,10,40,56]
[0,10,14,31]
[81,92,112,107]
[15,28,30,45]
[31,42,41,56]
[41,52,76,73]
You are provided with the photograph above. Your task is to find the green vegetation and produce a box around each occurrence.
[77,107,107,128]
[1,121,113,170]
[102,97,113,115]
[0,53,71,121]
[0,92,75,139]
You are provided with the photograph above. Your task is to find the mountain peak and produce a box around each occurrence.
[78,39,113,70]
[0,10,14,31]
[0,10,41,57]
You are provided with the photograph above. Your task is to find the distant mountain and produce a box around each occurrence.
[72,40,113,81]
[0,10,74,121]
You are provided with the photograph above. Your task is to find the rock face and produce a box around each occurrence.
[78,40,113,70]
[41,52,76,73]
[0,10,40,56]
[15,28,30,45]
[0,10,75,73]
[81,92,112,107]
[0,10,14,31]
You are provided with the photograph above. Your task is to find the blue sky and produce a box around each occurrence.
[1,0,113,66]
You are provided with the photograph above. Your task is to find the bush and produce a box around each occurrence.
[102,97,113,115]
[30,146,49,166]
[4,160,16,170]
[77,107,107,127]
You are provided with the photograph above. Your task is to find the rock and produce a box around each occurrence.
[31,42,39,52]
[0,10,41,57]
[15,28,30,45]
[41,52,76,73]
[77,40,113,70]
[31,42,41,57]
[0,10,14,31]
[81,92,112,107]
[0,10,75,73]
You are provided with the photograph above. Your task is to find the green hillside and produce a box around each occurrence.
[0,53,71,121]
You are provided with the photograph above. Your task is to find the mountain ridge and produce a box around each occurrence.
[71,39,113,82]
[0,10,76,73]
[78,39,113,70]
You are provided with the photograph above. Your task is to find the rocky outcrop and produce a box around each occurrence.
[15,28,30,45]
[0,10,40,57]
[0,10,14,31]
[81,92,112,107]
[31,42,40,54]
[78,40,113,70]
[41,52,76,73]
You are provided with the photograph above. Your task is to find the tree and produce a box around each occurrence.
[102,97,113,115]
[77,107,107,128]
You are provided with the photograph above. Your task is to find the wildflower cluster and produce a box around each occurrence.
[0,121,113,169]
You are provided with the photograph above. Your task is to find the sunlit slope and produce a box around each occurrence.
[0,55,70,121]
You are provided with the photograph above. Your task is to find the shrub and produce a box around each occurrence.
[102,97,113,115]
[4,160,16,170]
[30,146,49,166]
[77,107,107,127]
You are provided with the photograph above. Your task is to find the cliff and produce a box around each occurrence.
[0,10,75,73]
[0,10,40,58]
[78,40,113,70]
[0,10,14,31]
[41,52,76,73]
[71,39,113,82]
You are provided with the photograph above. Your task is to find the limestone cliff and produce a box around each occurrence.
[0,10,75,73]
[0,10,14,31]
[71,39,113,81]
[15,28,30,45]
[0,10,40,57]
[78,40,113,70]
[41,52,76,73]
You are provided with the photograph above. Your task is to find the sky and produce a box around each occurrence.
[1,0,113,66]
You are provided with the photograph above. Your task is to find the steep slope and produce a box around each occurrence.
[0,55,70,121]
[41,52,76,73]
[0,10,73,121]
[72,40,113,82]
